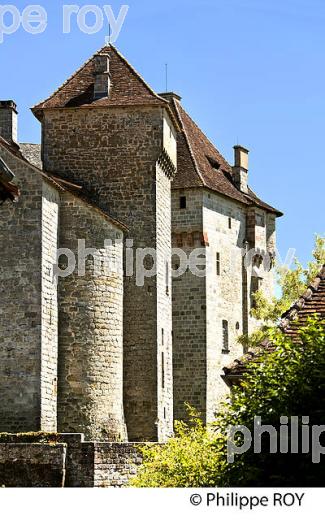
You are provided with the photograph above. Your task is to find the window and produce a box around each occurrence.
[216,252,221,276]
[255,212,265,227]
[166,261,169,295]
[207,156,220,170]
[253,254,263,268]
[251,276,263,308]
[228,217,232,229]
[222,320,229,353]
[161,352,165,389]
[180,196,187,209]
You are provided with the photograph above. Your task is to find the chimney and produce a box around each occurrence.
[159,92,182,103]
[93,54,111,100]
[0,101,18,143]
[233,145,249,193]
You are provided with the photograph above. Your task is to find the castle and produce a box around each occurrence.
[0,45,282,444]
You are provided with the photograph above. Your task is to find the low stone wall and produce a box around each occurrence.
[0,443,67,487]
[0,433,144,487]
[93,443,143,487]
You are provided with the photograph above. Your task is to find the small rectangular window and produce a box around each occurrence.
[180,196,187,209]
[228,217,232,229]
[216,252,221,276]
[161,352,165,389]
[251,277,263,308]
[222,320,229,353]
[255,212,265,227]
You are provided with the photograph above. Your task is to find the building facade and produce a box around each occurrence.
[0,46,282,442]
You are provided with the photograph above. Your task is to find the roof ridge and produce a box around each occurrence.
[110,45,168,104]
[172,99,206,187]
[32,44,168,112]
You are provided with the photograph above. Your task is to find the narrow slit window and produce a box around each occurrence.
[161,352,165,389]
[228,217,232,229]
[180,196,187,209]
[222,320,229,353]
[216,252,221,276]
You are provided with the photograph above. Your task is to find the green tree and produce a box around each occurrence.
[238,234,324,350]
[251,234,325,324]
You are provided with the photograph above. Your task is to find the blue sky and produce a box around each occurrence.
[0,0,324,267]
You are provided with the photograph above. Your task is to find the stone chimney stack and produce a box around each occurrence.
[93,54,111,100]
[159,92,182,103]
[0,101,18,143]
[233,145,249,193]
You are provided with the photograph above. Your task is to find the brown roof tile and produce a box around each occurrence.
[168,98,282,215]
[31,44,280,214]
[32,45,170,113]
[223,265,325,383]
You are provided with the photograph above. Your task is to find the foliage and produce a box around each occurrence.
[131,318,325,487]
[250,234,325,324]
[131,406,223,488]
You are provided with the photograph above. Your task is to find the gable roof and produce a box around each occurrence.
[168,97,282,216]
[32,45,175,118]
[223,264,325,384]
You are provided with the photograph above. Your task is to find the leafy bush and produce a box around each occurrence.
[131,318,325,487]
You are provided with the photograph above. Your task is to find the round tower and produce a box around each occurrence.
[57,191,127,441]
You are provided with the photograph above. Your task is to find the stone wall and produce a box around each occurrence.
[0,442,67,487]
[0,144,43,432]
[203,190,247,420]
[57,191,126,441]
[41,181,60,432]
[247,208,276,333]
[0,434,143,487]
[172,186,276,423]
[41,105,176,442]
[0,102,17,143]
[93,443,143,487]
[171,188,207,422]
[156,163,173,439]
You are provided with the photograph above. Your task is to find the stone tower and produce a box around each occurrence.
[32,45,178,442]
[0,122,128,441]
[160,94,282,424]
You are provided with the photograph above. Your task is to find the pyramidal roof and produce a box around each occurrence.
[32,45,281,215]
[32,45,170,114]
